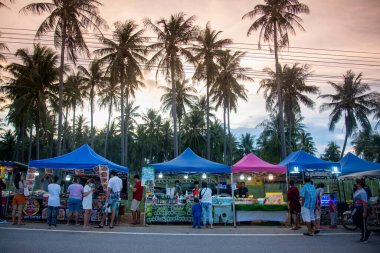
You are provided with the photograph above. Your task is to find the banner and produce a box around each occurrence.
[142,167,155,195]
[245,175,263,186]
[145,203,193,223]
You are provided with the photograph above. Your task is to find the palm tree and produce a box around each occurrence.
[98,78,120,157]
[239,133,255,155]
[242,0,310,159]
[182,107,206,156]
[0,34,9,84]
[95,20,147,166]
[21,0,107,155]
[144,12,198,157]
[372,105,380,130]
[4,45,59,159]
[212,50,252,164]
[320,141,341,162]
[192,22,232,159]
[259,63,319,153]
[78,59,105,148]
[297,130,316,155]
[352,129,380,162]
[160,79,198,151]
[319,70,379,157]
[142,109,162,163]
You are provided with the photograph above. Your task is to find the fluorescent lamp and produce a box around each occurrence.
[65,175,71,181]
[202,173,207,179]
[247,176,252,181]
[268,174,274,181]
[240,174,245,180]
[184,175,189,180]
[158,172,163,179]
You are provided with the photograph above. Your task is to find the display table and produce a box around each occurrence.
[235,204,288,223]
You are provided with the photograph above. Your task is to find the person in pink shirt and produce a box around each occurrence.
[66,177,84,225]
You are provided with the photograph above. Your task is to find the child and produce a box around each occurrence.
[329,194,337,229]
[192,198,202,229]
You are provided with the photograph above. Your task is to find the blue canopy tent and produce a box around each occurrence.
[29,144,128,173]
[339,152,380,177]
[150,147,230,174]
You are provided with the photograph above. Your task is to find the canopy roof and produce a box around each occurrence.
[339,169,380,179]
[339,152,380,176]
[29,144,128,173]
[232,153,286,174]
[150,148,230,174]
[279,150,340,171]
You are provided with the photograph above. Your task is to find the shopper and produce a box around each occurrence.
[47,176,61,228]
[235,182,249,198]
[287,180,301,230]
[200,181,213,229]
[66,177,84,225]
[315,183,324,233]
[83,178,95,228]
[131,175,143,225]
[93,178,104,199]
[353,179,372,243]
[192,181,200,199]
[96,171,122,229]
[192,198,202,229]
[0,178,7,223]
[12,172,26,225]
[328,194,337,229]
[300,177,316,236]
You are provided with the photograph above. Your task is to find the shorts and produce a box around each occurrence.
[315,209,321,219]
[130,199,141,211]
[68,198,82,213]
[301,207,315,223]
[13,194,26,206]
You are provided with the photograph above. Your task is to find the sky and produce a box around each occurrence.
[1,0,380,155]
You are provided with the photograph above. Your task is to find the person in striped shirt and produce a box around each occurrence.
[300,177,317,236]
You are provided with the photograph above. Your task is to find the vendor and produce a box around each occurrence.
[192,181,200,199]
[41,173,52,192]
[174,180,183,197]
[235,181,249,198]
[93,178,104,198]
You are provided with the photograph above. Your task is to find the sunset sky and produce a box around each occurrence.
[1,0,380,155]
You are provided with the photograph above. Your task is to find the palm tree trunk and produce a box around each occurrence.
[341,117,350,158]
[36,123,40,160]
[125,93,129,166]
[28,123,33,161]
[227,101,232,165]
[120,75,125,166]
[21,119,25,162]
[287,112,292,154]
[57,21,67,156]
[72,103,76,149]
[223,104,227,164]
[170,56,179,157]
[206,76,211,160]
[62,106,69,152]
[90,84,95,148]
[274,22,286,160]
[104,96,113,157]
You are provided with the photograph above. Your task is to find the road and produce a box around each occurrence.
[0,224,379,253]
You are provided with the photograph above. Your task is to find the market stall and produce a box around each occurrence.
[232,153,288,225]
[7,144,128,222]
[146,148,231,225]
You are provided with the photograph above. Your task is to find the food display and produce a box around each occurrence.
[44,168,53,175]
[98,166,109,190]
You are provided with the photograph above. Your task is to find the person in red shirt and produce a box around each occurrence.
[287,180,301,230]
[328,194,337,229]
[192,181,200,199]
[131,175,144,225]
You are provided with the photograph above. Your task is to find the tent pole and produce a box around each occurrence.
[231,173,236,228]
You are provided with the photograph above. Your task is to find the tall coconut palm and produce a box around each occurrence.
[144,12,198,157]
[242,0,310,159]
[239,133,255,155]
[98,78,120,157]
[0,34,9,84]
[21,0,107,155]
[78,59,105,148]
[212,50,252,164]
[160,79,198,152]
[95,20,147,166]
[4,45,59,159]
[191,22,232,159]
[319,70,379,157]
[259,63,319,153]
[372,105,380,130]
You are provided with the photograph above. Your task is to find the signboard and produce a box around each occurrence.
[145,203,193,223]
[213,205,233,224]
[142,167,155,195]
[265,192,284,205]
[245,175,263,186]
[304,170,333,179]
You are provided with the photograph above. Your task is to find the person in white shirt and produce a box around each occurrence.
[200,181,213,229]
[95,171,122,229]
[83,178,95,228]
[47,176,61,228]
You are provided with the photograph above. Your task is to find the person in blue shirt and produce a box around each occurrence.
[192,198,202,229]
[300,177,317,236]
[353,178,371,243]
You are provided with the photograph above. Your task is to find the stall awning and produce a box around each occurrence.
[232,153,286,174]
[29,144,128,173]
[339,152,380,176]
[150,147,230,174]
[279,150,340,172]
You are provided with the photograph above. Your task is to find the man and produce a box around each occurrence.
[96,171,122,229]
[287,180,301,230]
[0,178,7,223]
[47,176,61,228]
[314,183,324,234]
[131,175,144,225]
[235,182,249,198]
[41,173,52,192]
[192,181,200,199]
[300,177,317,236]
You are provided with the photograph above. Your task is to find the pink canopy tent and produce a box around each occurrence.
[232,153,286,174]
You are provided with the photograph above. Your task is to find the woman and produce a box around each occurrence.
[66,177,84,225]
[353,178,372,243]
[12,172,26,225]
[47,176,61,228]
[83,178,95,228]
[200,182,213,229]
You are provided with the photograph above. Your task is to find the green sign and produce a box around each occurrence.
[145,203,193,223]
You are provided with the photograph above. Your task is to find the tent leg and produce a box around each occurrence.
[231,173,236,228]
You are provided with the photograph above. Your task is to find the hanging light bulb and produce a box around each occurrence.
[202,173,207,179]
[158,172,163,179]
[184,175,189,180]
[65,174,71,181]
[240,174,245,180]
[247,176,252,181]
[268,174,274,181]
[35,170,40,176]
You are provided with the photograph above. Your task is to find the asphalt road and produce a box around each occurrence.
[0,224,379,253]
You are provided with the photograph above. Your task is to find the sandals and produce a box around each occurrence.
[94,225,104,229]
